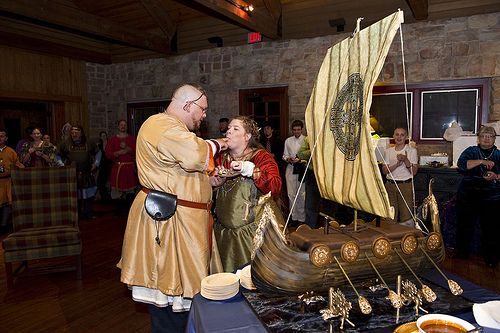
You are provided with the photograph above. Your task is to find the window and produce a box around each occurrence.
[420,89,478,140]
[371,92,412,137]
[371,78,489,143]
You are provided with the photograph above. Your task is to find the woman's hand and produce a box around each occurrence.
[483,171,497,182]
[230,161,243,171]
[231,161,255,177]
[482,159,495,170]
[210,167,226,187]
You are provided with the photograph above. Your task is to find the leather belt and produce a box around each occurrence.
[141,187,212,211]
[116,162,134,189]
[387,178,412,184]
[141,187,214,252]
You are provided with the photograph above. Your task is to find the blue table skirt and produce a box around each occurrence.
[187,269,499,333]
[186,291,268,333]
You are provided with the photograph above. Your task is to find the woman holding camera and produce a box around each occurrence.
[456,126,500,267]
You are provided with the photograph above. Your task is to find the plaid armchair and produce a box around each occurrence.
[2,166,82,288]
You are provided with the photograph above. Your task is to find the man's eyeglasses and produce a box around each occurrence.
[190,101,208,114]
[479,134,495,139]
[187,92,208,114]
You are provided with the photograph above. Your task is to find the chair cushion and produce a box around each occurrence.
[2,225,81,251]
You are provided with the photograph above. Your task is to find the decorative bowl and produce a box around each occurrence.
[416,314,475,333]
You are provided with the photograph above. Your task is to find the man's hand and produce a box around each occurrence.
[214,138,228,151]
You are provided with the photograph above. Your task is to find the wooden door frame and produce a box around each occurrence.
[238,86,289,141]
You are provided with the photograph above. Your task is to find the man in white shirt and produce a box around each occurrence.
[382,127,418,226]
[282,120,306,224]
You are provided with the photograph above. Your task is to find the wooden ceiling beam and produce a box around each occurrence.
[405,0,428,20]
[0,30,111,64]
[139,0,177,39]
[262,0,282,22]
[0,0,170,54]
[178,0,281,39]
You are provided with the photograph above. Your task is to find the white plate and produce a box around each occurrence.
[201,287,239,300]
[201,273,239,289]
[416,314,474,333]
[473,301,500,329]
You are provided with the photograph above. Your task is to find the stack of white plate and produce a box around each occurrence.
[239,265,256,290]
[200,273,240,300]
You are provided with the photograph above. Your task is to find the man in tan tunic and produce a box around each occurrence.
[118,84,227,332]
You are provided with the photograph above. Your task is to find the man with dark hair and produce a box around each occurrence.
[283,120,306,224]
[260,121,283,168]
[118,83,228,333]
[219,117,229,136]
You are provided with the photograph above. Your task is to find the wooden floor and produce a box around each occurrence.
[0,202,498,333]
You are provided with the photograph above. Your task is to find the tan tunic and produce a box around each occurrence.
[118,113,215,299]
[0,146,24,206]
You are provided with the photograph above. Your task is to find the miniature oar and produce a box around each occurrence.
[421,249,463,295]
[333,256,372,314]
[396,275,401,324]
[364,253,402,309]
[394,250,437,302]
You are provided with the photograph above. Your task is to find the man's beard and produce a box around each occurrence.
[193,120,202,131]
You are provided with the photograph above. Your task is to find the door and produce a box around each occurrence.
[239,87,289,141]
[0,101,50,149]
[127,100,171,136]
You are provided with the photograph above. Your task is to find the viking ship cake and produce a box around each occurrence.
[249,11,449,296]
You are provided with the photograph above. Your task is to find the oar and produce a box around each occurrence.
[333,256,372,314]
[394,250,437,302]
[421,249,463,295]
[396,275,401,324]
[364,253,402,309]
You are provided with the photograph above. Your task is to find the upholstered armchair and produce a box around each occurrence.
[2,166,82,288]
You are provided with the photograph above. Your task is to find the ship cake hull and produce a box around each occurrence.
[251,208,445,295]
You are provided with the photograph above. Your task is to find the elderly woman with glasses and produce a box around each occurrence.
[456,125,499,267]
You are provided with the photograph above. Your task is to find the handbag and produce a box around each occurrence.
[144,189,177,221]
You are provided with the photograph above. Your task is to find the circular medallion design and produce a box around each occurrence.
[372,237,391,259]
[426,232,442,251]
[296,224,311,233]
[400,233,418,255]
[330,72,364,161]
[309,244,332,268]
[341,241,360,263]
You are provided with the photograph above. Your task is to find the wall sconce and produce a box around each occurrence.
[225,0,254,13]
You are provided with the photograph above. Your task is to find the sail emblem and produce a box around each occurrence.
[330,73,364,161]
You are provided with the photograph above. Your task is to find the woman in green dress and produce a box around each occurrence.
[210,116,282,272]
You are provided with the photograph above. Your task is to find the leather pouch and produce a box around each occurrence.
[144,190,177,221]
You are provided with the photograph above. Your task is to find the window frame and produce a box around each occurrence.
[373,78,490,144]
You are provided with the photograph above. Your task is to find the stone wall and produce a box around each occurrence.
[87,11,499,154]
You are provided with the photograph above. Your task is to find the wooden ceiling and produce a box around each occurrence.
[0,0,498,64]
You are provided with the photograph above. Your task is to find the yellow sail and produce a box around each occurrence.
[305,11,404,219]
